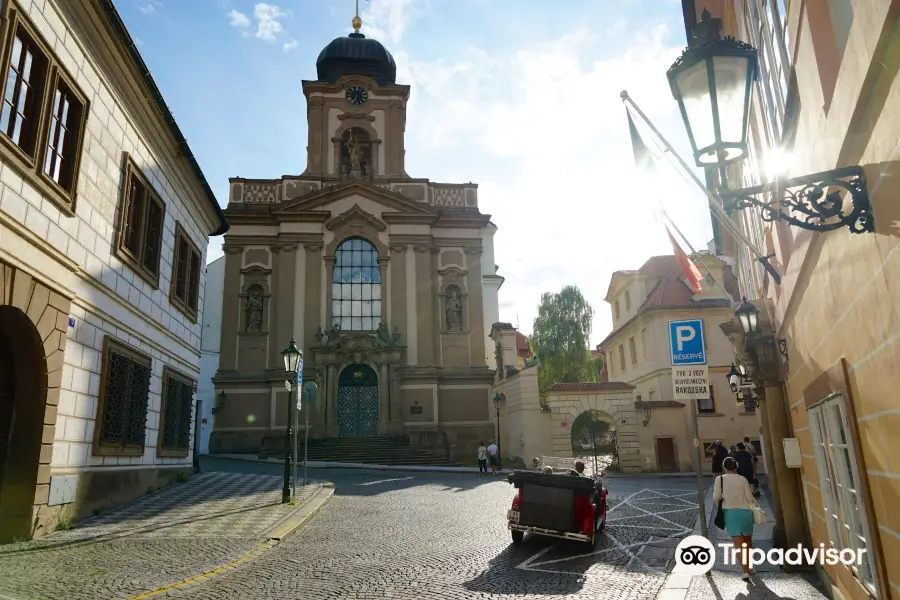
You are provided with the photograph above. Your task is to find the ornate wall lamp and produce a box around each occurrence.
[667,10,874,236]
[642,404,652,427]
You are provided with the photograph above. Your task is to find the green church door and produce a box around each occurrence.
[337,364,379,437]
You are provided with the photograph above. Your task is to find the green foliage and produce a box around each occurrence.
[531,285,597,395]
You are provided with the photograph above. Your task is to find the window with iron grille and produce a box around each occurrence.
[117,154,166,285]
[93,338,151,456]
[158,367,195,458]
[171,224,202,319]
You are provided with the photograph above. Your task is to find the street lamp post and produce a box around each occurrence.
[281,338,302,504]
[492,393,502,473]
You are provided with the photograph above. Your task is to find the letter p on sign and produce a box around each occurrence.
[675,326,695,351]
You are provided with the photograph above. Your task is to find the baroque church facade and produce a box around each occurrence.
[210,19,504,457]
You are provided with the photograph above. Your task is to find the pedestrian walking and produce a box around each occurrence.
[477,441,488,475]
[733,442,755,486]
[487,440,499,475]
[743,436,761,497]
[709,440,729,475]
[713,457,757,580]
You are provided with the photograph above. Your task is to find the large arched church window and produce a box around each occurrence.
[339,128,373,177]
[332,237,381,331]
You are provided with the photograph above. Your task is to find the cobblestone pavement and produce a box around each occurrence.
[0,472,322,600]
[152,458,709,599]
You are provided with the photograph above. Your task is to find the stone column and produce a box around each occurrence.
[304,243,324,351]
[414,244,434,365]
[219,244,243,372]
[746,332,807,552]
[378,256,389,322]
[274,242,298,362]
[755,386,786,539]
[389,243,409,353]
[465,247,486,366]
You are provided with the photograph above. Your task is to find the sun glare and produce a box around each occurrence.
[762,148,794,179]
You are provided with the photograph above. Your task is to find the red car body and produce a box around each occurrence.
[507,473,607,546]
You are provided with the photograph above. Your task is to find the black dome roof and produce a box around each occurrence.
[316,33,397,85]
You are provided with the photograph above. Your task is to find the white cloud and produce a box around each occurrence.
[138,1,161,15]
[359,0,418,44]
[228,3,292,45]
[228,9,251,29]
[389,19,711,343]
[253,3,288,41]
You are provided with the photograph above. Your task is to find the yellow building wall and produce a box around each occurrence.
[737,0,900,598]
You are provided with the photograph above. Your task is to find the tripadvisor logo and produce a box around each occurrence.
[675,535,866,575]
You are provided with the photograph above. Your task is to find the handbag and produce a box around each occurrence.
[751,501,767,525]
[713,476,726,530]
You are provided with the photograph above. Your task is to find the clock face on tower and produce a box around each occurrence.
[345,86,369,106]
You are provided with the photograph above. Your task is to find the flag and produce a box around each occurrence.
[627,110,655,172]
[666,225,704,294]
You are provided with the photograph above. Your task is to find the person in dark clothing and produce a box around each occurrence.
[710,440,729,474]
[733,442,755,485]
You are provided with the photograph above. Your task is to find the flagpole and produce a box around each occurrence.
[620,91,771,272]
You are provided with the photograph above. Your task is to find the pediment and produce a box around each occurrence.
[326,204,386,232]
[274,181,434,216]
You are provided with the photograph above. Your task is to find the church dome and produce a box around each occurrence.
[316,32,397,85]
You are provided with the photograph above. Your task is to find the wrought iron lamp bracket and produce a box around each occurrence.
[719,166,873,234]
[642,406,652,427]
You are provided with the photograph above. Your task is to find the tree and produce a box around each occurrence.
[531,285,597,395]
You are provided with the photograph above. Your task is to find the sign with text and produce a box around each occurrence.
[672,365,710,400]
[668,319,707,366]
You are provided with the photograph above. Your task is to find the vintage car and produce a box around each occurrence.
[506,461,607,546]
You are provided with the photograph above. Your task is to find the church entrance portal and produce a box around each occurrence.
[337,364,379,436]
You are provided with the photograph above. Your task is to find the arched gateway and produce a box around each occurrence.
[337,364,379,436]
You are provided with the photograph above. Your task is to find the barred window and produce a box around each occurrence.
[331,237,381,331]
[158,368,195,458]
[93,338,151,456]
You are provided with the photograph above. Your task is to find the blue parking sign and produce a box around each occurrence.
[668,319,706,366]
[297,359,304,386]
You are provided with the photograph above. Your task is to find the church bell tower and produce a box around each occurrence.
[302,10,410,179]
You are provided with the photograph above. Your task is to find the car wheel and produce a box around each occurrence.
[511,530,524,544]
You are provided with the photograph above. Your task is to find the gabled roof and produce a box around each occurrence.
[514,331,531,358]
[598,255,740,349]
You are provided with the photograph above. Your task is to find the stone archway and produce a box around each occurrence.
[570,409,616,460]
[336,363,379,437]
[0,263,72,541]
[545,387,642,472]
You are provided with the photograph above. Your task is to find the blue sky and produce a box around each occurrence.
[114,0,717,343]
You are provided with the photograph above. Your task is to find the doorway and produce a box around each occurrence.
[336,364,379,437]
[0,330,14,493]
[655,437,678,472]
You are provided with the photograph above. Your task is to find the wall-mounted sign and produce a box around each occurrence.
[68,316,75,328]
[410,406,423,414]
[783,438,802,468]
[561,421,568,427]
[672,365,710,400]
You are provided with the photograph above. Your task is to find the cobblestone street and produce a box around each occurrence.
[0,459,833,599]
[0,471,324,600]
[157,458,706,599]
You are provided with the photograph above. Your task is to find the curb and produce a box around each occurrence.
[265,484,335,541]
[127,482,335,600]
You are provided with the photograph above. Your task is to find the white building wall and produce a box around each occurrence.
[196,258,224,454]
[0,0,219,473]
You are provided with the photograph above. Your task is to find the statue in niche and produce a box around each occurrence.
[244,287,263,332]
[446,288,463,331]
[347,129,361,172]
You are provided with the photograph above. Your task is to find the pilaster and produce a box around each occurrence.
[304,242,324,352]
[219,244,243,371]
[465,247,486,366]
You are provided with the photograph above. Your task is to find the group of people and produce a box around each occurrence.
[708,437,761,497]
[476,441,500,475]
[709,437,763,581]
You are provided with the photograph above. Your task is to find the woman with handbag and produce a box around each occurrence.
[713,457,758,581]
